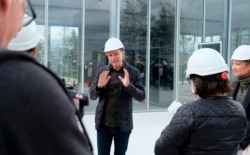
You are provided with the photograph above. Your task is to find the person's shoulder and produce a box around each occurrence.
[0,49,34,60]
[0,51,55,76]
[177,100,201,113]
[173,101,197,119]
[0,46,7,52]
[98,65,109,72]
[227,97,243,106]
[0,51,63,89]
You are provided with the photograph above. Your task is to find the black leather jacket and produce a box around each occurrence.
[89,62,145,132]
[155,96,247,155]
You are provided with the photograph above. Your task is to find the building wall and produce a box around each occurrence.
[32,0,250,113]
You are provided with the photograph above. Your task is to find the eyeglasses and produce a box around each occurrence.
[23,0,37,27]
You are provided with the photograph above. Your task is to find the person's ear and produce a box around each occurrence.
[31,47,37,57]
[0,0,11,13]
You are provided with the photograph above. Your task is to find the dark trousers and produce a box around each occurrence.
[97,125,131,155]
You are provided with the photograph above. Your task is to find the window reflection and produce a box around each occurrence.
[179,0,203,103]
[84,0,110,113]
[149,0,175,110]
[30,0,250,113]
[48,26,79,84]
[120,0,148,110]
[230,0,250,81]
[36,25,45,64]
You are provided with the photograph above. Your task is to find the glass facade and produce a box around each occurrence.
[120,0,148,111]
[32,0,250,114]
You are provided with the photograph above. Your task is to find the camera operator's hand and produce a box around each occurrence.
[97,70,111,88]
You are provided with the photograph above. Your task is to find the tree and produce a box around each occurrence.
[151,0,175,63]
[120,0,147,65]
[36,38,44,64]
[65,29,79,79]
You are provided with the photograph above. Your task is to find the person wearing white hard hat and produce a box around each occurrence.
[0,1,93,155]
[155,48,247,155]
[89,37,146,155]
[229,45,250,155]
[7,14,40,56]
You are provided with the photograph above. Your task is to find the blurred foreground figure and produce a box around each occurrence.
[0,0,93,154]
[8,17,89,119]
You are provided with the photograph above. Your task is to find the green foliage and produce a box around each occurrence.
[65,29,78,79]
[35,39,44,64]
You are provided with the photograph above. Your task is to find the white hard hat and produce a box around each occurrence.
[8,14,40,51]
[186,48,228,78]
[104,38,124,52]
[231,45,250,61]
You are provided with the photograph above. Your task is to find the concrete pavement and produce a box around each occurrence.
[82,111,173,155]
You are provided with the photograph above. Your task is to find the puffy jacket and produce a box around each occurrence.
[229,81,250,149]
[155,96,247,155]
[89,62,145,132]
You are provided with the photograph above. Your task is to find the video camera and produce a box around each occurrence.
[61,78,89,119]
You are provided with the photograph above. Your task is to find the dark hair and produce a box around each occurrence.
[119,48,125,51]
[189,73,233,98]
[24,48,34,54]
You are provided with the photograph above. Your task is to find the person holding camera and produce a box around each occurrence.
[0,0,93,154]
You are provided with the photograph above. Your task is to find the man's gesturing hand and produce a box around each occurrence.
[118,69,130,88]
[97,70,111,88]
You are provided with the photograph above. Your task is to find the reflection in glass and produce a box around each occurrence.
[49,26,79,83]
[29,0,250,113]
[120,0,148,111]
[31,0,45,65]
[178,0,228,104]
[178,0,203,104]
[230,0,250,80]
[36,25,45,63]
[84,0,110,113]
[48,0,82,85]
[149,0,175,110]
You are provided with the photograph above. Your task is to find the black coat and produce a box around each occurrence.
[0,50,93,155]
[229,82,250,149]
[89,62,145,132]
[155,96,247,155]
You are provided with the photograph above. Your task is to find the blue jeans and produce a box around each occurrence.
[97,125,131,155]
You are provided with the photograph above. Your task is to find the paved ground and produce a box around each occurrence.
[82,111,173,155]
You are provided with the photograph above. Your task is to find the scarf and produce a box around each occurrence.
[236,77,250,104]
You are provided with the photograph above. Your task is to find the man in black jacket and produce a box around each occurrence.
[89,37,146,155]
[0,0,93,154]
